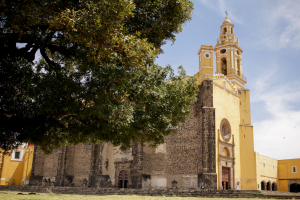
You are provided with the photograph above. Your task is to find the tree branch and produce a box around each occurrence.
[40,46,56,66]
[58,114,76,121]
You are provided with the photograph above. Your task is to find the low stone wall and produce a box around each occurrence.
[0,186,300,199]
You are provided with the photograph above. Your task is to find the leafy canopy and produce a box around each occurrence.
[0,0,197,153]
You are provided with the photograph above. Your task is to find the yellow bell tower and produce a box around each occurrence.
[194,45,214,85]
[214,16,247,89]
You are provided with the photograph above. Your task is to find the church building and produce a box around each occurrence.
[29,16,299,192]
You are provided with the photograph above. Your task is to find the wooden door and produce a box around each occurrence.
[222,167,230,190]
[118,170,128,188]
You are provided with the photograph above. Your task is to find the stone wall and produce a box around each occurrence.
[130,142,143,188]
[30,143,104,187]
[130,80,217,189]
[30,80,217,190]
[2,186,300,199]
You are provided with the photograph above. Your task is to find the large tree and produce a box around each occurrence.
[0,0,197,153]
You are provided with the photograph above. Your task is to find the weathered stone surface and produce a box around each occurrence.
[30,80,218,189]
[1,186,300,199]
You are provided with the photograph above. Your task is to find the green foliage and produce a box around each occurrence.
[0,0,197,153]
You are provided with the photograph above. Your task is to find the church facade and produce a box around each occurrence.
[29,16,299,191]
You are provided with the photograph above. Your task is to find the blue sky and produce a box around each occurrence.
[155,0,300,160]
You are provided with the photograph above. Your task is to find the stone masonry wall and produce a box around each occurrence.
[130,142,143,188]
[30,143,103,187]
[132,80,217,189]
[2,186,300,199]
[29,146,46,185]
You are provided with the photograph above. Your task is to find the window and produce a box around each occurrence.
[292,166,297,173]
[15,151,20,159]
[11,149,24,161]
[220,49,226,54]
[273,165,275,171]
[204,52,211,59]
[263,163,265,168]
[220,118,231,142]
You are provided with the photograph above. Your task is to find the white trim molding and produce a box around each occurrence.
[11,149,24,161]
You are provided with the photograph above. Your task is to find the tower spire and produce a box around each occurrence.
[214,16,247,89]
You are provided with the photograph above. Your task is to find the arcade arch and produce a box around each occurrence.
[290,183,300,193]
[261,181,266,190]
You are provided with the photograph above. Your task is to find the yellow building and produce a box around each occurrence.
[29,15,298,192]
[194,15,257,190]
[278,159,300,192]
[194,16,300,192]
[255,152,278,191]
[0,144,34,186]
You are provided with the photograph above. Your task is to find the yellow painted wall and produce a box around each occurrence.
[239,89,251,125]
[199,45,214,70]
[278,159,300,180]
[278,180,289,192]
[213,82,241,190]
[238,89,256,190]
[212,77,256,190]
[278,159,300,192]
[239,125,256,190]
[0,145,34,186]
[255,152,278,190]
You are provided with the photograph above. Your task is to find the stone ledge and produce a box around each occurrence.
[0,186,300,199]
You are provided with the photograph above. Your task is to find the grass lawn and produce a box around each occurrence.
[0,191,292,200]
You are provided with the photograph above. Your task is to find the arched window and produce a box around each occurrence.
[237,59,241,76]
[223,27,227,34]
[118,170,128,188]
[222,147,230,157]
[221,58,227,76]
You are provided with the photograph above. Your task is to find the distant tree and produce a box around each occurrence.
[0,0,197,153]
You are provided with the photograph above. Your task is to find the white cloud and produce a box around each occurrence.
[252,69,300,159]
[261,0,300,50]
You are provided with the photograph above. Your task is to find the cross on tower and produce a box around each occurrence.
[225,11,228,16]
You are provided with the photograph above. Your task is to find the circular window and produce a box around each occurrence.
[204,52,210,59]
[220,49,226,54]
[220,118,231,142]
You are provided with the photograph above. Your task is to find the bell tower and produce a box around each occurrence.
[214,15,247,89]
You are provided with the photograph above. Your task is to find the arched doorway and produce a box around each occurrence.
[118,170,128,188]
[222,167,230,190]
[267,181,271,190]
[290,183,300,193]
[272,182,277,191]
[261,181,266,190]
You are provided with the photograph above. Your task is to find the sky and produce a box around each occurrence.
[155,0,300,160]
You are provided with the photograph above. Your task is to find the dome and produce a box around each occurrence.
[223,16,231,24]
